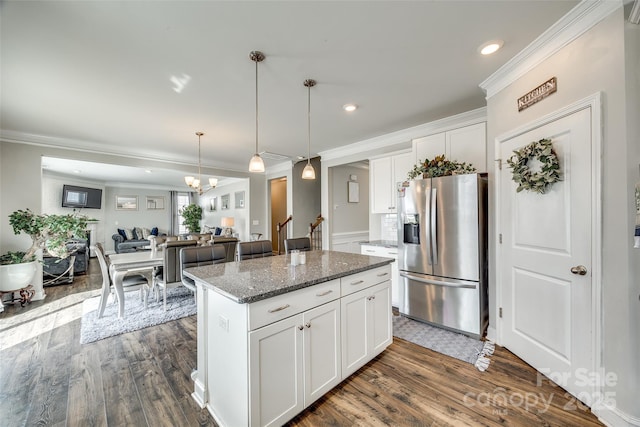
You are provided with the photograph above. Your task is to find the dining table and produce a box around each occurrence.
[100,249,163,318]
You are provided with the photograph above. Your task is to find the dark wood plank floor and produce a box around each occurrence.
[0,259,603,427]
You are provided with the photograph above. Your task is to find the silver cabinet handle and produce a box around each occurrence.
[350,280,365,285]
[570,265,587,275]
[388,252,397,255]
[316,290,333,297]
[298,325,304,331]
[377,272,389,277]
[267,304,290,313]
[305,322,311,328]
[367,295,376,301]
[365,249,375,253]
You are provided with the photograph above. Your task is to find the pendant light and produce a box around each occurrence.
[185,131,218,195]
[301,79,316,180]
[248,51,266,173]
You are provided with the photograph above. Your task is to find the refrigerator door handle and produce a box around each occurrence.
[400,272,477,289]
[430,187,438,265]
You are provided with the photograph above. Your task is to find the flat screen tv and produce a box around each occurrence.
[62,185,102,209]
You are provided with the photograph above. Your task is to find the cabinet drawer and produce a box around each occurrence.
[248,279,340,331]
[340,265,391,296]
[361,245,398,259]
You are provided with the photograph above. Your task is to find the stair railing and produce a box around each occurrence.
[309,214,324,250]
[276,215,293,255]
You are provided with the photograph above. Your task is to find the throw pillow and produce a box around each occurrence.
[151,227,159,236]
[117,228,127,240]
[214,227,222,236]
[141,227,151,239]
[134,227,144,240]
[124,228,134,240]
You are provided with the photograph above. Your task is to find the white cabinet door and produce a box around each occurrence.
[303,300,341,406]
[447,122,486,172]
[414,132,446,163]
[340,289,369,377]
[370,157,393,213]
[249,314,304,427]
[340,280,391,378]
[370,281,393,355]
[392,152,414,195]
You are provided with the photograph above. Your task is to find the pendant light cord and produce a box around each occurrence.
[255,57,259,155]
[307,83,311,165]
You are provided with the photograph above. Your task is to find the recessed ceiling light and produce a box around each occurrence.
[343,104,357,112]
[73,169,81,174]
[479,40,504,55]
[144,169,152,174]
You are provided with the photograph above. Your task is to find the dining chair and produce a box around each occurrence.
[153,239,197,311]
[93,243,150,318]
[237,240,274,260]
[284,237,311,253]
[179,245,227,305]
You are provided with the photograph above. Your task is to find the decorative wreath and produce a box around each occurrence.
[506,138,561,194]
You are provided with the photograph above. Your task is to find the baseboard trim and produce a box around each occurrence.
[594,403,640,427]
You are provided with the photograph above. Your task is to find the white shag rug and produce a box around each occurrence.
[393,314,494,371]
[80,286,196,344]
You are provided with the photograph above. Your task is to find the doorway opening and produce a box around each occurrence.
[269,177,287,253]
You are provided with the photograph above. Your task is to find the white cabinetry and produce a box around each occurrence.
[361,244,399,307]
[370,152,414,213]
[249,300,340,427]
[414,122,486,172]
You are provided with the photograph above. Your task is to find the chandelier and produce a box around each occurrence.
[248,50,266,173]
[184,131,218,195]
[302,79,316,180]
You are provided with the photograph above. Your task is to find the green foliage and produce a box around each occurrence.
[407,155,477,180]
[7,209,88,263]
[0,251,34,265]
[506,138,562,194]
[180,203,203,233]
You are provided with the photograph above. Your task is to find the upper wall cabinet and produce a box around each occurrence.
[370,152,413,214]
[414,122,487,173]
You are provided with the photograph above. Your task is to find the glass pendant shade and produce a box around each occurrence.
[185,176,195,186]
[208,177,218,187]
[249,153,265,173]
[302,162,316,180]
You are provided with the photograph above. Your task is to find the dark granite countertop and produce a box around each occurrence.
[360,240,398,248]
[183,250,393,304]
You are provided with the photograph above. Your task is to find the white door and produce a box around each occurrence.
[498,107,593,404]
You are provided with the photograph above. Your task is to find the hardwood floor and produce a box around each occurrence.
[0,259,603,427]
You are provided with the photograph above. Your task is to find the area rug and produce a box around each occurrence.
[80,287,196,344]
[393,314,494,371]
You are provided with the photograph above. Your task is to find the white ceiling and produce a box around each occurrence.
[1,0,579,185]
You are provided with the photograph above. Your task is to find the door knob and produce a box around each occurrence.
[570,265,587,275]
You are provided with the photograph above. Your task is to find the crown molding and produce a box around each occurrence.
[629,0,640,23]
[480,0,623,99]
[319,107,486,162]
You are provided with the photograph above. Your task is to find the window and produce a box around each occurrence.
[176,192,191,235]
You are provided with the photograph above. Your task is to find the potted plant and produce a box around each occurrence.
[407,154,476,180]
[0,209,88,293]
[180,203,203,234]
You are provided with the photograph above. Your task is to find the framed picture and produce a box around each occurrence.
[221,194,230,210]
[210,196,217,212]
[116,195,138,210]
[348,181,359,203]
[146,196,165,210]
[235,191,245,208]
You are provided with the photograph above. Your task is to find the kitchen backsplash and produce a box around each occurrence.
[381,214,398,241]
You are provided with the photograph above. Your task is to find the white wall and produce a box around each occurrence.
[199,179,250,241]
[486,7,638,423]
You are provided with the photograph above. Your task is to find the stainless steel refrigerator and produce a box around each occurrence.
[397,173,488,338]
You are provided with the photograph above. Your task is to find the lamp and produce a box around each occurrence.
[302,79,317,180]
[185,132,218,195]
[249,51,266,173]
[221,217,235,237]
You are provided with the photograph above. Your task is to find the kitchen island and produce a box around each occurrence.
[183,250,393,427]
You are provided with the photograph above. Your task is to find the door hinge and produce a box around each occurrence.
[499,307,503,318]
[495,158,502,170]
[499,233,502,244]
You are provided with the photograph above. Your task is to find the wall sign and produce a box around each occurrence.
[517,77,557,112]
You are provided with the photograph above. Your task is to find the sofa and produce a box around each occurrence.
[112,226,162,253]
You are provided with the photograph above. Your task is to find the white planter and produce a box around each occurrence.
[0,261,37,292]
